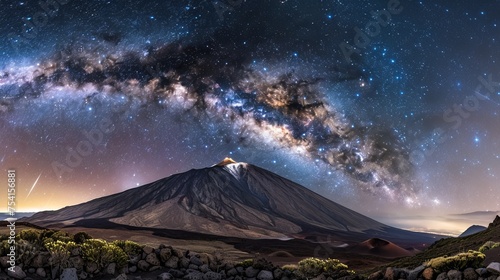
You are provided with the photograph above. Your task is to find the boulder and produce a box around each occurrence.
[130,254,141,265]
[172,248,184,257]
[488,263,500,275]
[169,269,185,278]
[180,257,190,268]
[205,271,222,280]
[166,256,179,269]
[28,268,35,274]
[184,270,205,280]
[227,268,238,277]
[436,272,449,280]
[408,265,426,280]
[245,267,260,278]
[60,268,78,280]
[200,264,210,273]
[70,247,80,256]
[423,268,435,280]
[384,267,396,280]
[160,248,173,263]
[69,256,84,271]
[129,265,137,273]
[448,270,463,280]
[114,273,128,280]
[52,264,61,279]
[79,271,89,279]
[36,267,46,278]
[85,262,98,274]
[138,260,150,271]
[157,272,173,280]
[143,246,155,255]
[7,266,26,279]
[146,253,161,266]
[31,253,49,268]
[257,270,273,280]
[190,256,203,266]
[106,263,117,275]
[273,268,284,279]
[476,268,488,277]
[464,268,479,280]
[189,264,199,270]
[199,253,213,265]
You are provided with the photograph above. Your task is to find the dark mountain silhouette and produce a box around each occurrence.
[23,159,440,245]
[459,225,487,237]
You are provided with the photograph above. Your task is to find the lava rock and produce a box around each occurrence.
[7,266,27,279]
[245,267,260,278]
[36,268,46,278]
[488,263,500,275]
[205,271,222,280]
[423,268,435,280]
[106,263,117,275]
[190,256,203,266]
[448,270,463,280]
[60,268,78,280]
[464,268,479,280]
[408,265,426,280]
[166,256,179,269]
[146,253,161,266]
[138,260,150,271]
[157,272,173,280]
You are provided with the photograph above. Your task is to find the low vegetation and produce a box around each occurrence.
[478,241,500,253]
[296,257,355,279]
[425,250,485,272]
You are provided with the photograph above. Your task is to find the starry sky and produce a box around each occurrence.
[0,0,499,236]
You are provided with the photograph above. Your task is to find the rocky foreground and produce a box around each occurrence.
[0,239,499,280]
[368,263,500,280]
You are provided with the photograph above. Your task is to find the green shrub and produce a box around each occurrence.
[296,258,354,279]
[17,240,38,267]
[237,259,254,268]
[39,230,56,241]
[44,240,73,267]
[73,232,93,244]
[18,229,40,243]
[50,231,72,243]
[0,234,9,242]
[426,250,485,272]
[479,241,500,253]
[112,240,142,257]
[81,239,128,269]
[0,240,11,256]
[282,264,298,271]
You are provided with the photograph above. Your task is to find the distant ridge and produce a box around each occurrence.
[458,225,487,237]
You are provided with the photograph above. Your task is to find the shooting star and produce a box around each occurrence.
[0,155,5,163]
[26,172,42,199]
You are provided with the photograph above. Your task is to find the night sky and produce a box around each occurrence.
[0,0,499,235]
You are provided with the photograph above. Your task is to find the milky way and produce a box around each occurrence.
[0,37,416,198]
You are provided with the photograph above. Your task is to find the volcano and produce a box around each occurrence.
[24,159,439,245]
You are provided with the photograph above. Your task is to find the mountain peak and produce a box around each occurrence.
[215,157,238,166]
